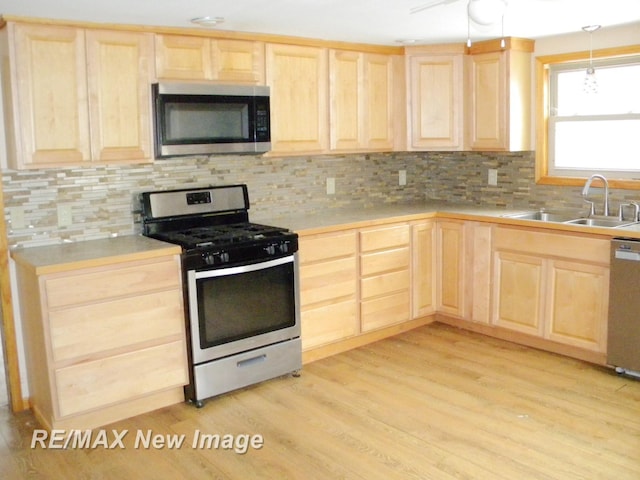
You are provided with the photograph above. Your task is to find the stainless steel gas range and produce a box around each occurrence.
[140,184,301,407]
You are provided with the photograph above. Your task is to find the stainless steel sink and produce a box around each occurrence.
[502,210,579,223]
[502,210,640,228]
[563,217,639,228]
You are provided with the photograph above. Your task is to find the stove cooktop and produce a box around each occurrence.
[153,222,293,250]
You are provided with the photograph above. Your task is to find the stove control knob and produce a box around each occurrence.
[203,253,216,265]
[279,242,289,253]
[265,244,276,255]
[219,251,230,263]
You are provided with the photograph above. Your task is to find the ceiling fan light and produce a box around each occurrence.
[468,0,507,26]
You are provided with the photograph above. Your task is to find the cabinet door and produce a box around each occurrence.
[211,39,264,84]
[86,30,154,162]
[545,260,609,352]
[436,221,465,317]
[409,54,463,150]
[10,23,90,166]
[412,221,436,318]
[468,51,506,150]
[266,44,328,153]
[467,222,493,324]
[155,34,213,80]
[363,54,394,150]
[329,50,363,150]
[493,251,545,336]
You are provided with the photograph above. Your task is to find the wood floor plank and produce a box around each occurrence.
[1,323,639,479]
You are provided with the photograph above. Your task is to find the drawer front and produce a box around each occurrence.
[49,289,185,362]
[45,257,181,308]
[361,291,410,332]
[301,299,358,350]
[300,257,357,307]
[299,231,357,264]
[361,247,410,276]
[55,341,188,417]
[494,227,609,264]
[360,224,410,252]
[361,269,410,300]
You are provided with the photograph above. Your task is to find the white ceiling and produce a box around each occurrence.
[2,0,640,46]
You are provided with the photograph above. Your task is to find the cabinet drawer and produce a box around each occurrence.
[494,227,609,264]
[301,299,358,350]
[361,247,410,276]
[360,224,410,252]
[49,289,185,362]
[55,340,188,417]
[300,257,357,307]
[361,291,410,332]
[361,269,410,299]
[45,257,181,308]
[299,231,357,264]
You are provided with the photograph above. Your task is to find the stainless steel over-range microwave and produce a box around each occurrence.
[152,82,271,158]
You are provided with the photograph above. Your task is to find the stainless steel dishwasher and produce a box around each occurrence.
[608,237,640,378]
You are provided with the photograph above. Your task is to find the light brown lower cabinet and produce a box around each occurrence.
[492,226,610,353]
[15,254,189,430]
[299,217,611,364]
[299,230,358,350]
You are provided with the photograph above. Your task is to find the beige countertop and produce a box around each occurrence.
[261,202,640,239]
[12,202,640,274]
[11,235,182,275]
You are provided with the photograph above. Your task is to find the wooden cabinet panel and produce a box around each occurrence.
[436,221,465,317]
[361,247,410,277]
[266,43,328,153]
[493,251,544,336]
[468,51,505,150]
[298,230,357,263]
[546,260,608,352]
[300,257,357,306]
[9,23,90,166]
[361,269,410,299]
[360,224,411,252]
[55,341,188,417]
[155,35,264,84]
[330,50,363,150]
[361,291,410,332]
[467,39,533,151]
[211,39,265,84]
[412,221,436,318]
[44,257,181,308]
[155,34,212,80]
[49,289,185,362]
[467,222,493,324]
[363,54,394,150]
[408,54,463,150]
[301,300,358,350]
[299,230,358,350]
[86,30,153,162]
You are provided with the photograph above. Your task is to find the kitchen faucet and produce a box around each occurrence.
[582,174,610,216]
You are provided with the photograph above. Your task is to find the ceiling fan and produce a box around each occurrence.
[411,0,508,26]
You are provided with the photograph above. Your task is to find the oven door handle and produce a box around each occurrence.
[192,254,294,279]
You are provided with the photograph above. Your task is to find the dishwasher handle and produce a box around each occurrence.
[615,250,640,261]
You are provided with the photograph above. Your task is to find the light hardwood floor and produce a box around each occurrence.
[1,322,639,479]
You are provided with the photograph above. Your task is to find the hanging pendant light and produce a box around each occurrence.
[466,0,507,47]
[582,25,601,94]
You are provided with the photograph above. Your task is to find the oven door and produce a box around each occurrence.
[187,254,300,364]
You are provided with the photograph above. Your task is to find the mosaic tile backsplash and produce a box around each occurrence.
[3,151,638,248]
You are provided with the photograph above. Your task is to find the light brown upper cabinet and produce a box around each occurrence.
[265,43,329,154]
[3,22,153,168]
[466,38,534,151]
[406,45,465,150]
[329,50,396,152]
[155,35,265,84]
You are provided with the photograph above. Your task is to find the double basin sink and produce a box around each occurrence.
[502,209,640,229]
